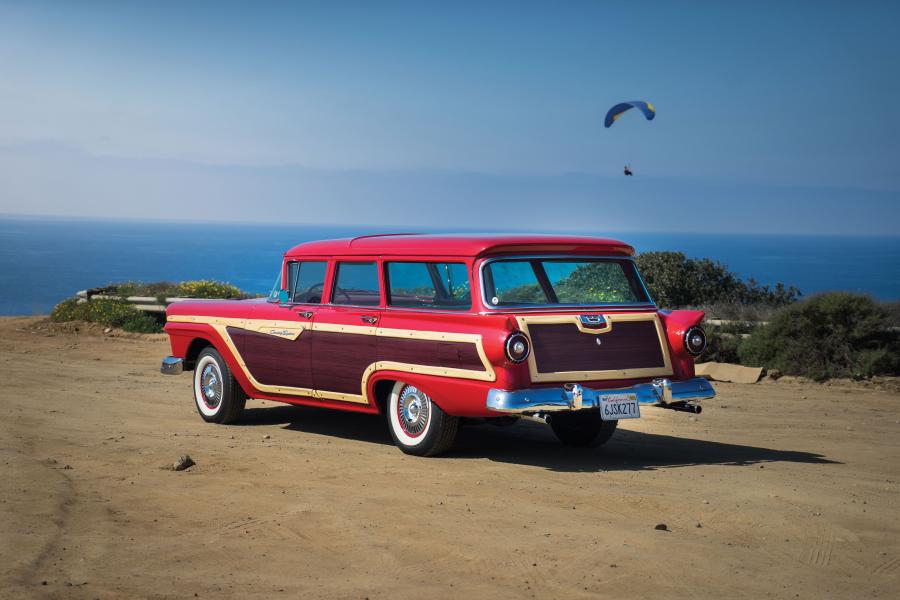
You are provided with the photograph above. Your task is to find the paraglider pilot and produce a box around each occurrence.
[605,101,654,178]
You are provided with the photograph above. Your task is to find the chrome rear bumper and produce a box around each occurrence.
[160,356,184,375]
[486,377,715,414]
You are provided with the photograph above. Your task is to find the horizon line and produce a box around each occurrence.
[2,212,899,239]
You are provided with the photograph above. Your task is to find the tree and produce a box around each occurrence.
[635,251,800,308]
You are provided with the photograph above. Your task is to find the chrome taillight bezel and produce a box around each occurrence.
[684,326,708,356]
[505,332,531,364]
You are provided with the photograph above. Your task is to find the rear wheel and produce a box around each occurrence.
[387,382,458,457]
[193,347,246,424]
[549,411,617,447]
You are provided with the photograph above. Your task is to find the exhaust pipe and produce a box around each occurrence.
[660,402,703,415]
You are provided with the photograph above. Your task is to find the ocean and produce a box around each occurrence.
[0,216,898,315]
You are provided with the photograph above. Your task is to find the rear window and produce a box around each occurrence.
[332,262,381,306]
[387,262,471,310]
[483,258,650,307]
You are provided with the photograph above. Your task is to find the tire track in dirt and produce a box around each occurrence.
[872,556,900,576]
[2,431,77,596]
[801,528,836,568]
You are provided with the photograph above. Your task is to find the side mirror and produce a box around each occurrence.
[278,289,290,304]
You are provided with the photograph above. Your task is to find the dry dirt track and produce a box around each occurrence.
[1,317,899,600]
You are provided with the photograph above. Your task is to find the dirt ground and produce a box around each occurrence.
[2,316,899,599]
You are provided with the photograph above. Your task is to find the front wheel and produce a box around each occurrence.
[387,382,459,456]
[193,347,247,424]
[549,411,618,447]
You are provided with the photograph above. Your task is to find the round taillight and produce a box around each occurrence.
[684,326,708,356]
[505,332,531,363]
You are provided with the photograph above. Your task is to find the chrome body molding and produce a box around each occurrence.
[485,377,715,414]
[160,356,184,375]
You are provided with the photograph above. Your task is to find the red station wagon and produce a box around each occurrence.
[161,234,715,456]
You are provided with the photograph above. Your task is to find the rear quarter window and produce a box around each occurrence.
[387,262,471,310]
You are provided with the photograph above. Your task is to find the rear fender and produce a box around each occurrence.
[367,370,494,418]
[657,309,705,378]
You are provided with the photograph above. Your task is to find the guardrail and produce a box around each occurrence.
[704,319,770,327]
[76,290,192,314]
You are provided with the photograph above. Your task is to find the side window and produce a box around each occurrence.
[332,261,380,306]
[289,261,328,303]
[387,262,471,310]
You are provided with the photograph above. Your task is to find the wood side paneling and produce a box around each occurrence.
[310,332,487,395]
[312,331,377,394]
[530,321,664,373]
[377,337,485,371]
[232,328,314,389]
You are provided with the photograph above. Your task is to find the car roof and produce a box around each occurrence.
[284,233,635,258]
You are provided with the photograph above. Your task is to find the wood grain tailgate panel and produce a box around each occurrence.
[529,321,665,373]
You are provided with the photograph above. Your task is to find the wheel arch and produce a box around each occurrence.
[184,337,214,371]
[366,370,487,417]
[371,378,396,415]
[169,326,254,398]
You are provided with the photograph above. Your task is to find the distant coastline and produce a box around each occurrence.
[1,216,898,316]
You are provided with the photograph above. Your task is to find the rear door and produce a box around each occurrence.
[312,258,382,401]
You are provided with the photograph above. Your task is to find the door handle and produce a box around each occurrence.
[360,315,378,324]
[295,311,313,319]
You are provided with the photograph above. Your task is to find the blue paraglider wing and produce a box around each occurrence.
[604,101,656,128]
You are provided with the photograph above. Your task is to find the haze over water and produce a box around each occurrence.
[1,216,896,316]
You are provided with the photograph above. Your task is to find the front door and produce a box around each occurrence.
[235,260,329,393]
[312,260,382,401]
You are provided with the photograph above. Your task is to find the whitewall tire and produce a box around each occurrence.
[387,381,458,457]
[192,347,246,424]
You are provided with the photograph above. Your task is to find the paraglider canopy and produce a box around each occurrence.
[604,101,655,128]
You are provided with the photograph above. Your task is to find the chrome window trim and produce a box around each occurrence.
[269,259,330,306]
[384,260,474,312]
[477,254,657,312]
[382,305,474,315]
[330,260,382,308]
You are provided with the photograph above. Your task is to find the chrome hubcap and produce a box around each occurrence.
[398,385,430,437]
[200,363,222,409]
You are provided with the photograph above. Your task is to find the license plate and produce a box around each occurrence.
[599,393,640,421]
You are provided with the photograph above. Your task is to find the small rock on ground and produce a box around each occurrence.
[172,455,195,471]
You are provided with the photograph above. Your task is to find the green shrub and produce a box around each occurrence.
[885,301,900,329]
[103,280,249,300]
[636,251,800,309]
[703,328,744,364]
[738,292,900,380]
[50,298,85,322]
[696,301,779,322]
[51,298,162,333]
[174,280,248,299]
[106,281,178,299]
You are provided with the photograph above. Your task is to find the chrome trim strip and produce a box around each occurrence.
[160,356,184,375]
[477,254,657,312]
[485,377,715,413]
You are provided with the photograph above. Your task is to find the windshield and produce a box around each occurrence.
[483,258,651,307]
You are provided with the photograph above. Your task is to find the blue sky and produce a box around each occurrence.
[1,1,898,233]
